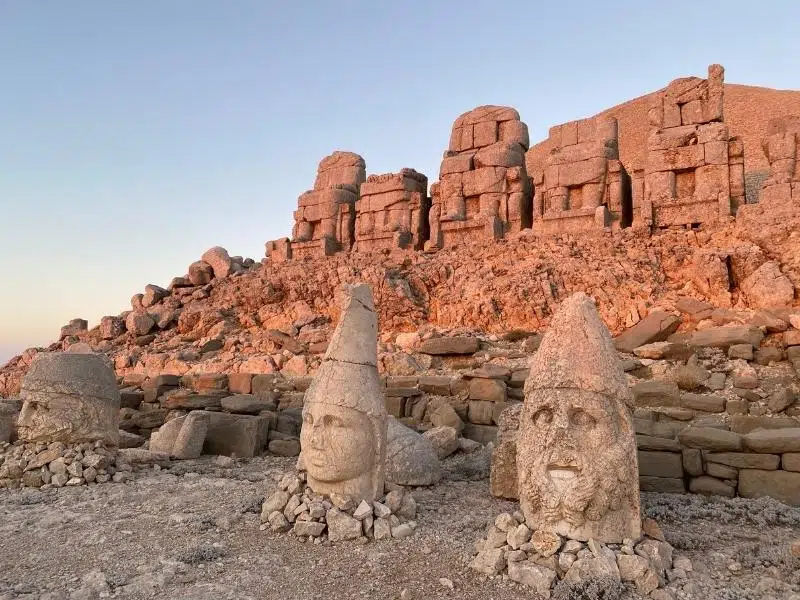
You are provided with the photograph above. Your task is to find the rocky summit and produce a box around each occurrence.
[2,63,800,600]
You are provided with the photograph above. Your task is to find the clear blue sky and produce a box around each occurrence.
[1,1,798,365]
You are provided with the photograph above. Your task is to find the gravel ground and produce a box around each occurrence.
[1,449,799,600]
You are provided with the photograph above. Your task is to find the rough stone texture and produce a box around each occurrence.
[418,337,479,356]
[299,284,388,502]
[641,64,744,227]
[18,353,119,446]
[272,151,367,260]
[385,417,441,486]
[744,428,800,453]
[167,411,208,459]
[422,426,459,460]
[738,469,800,505]
[201,246,232,279]
[678,427,743,451]
[490,403,521,500]
[353,169,430,252]
[202,412,271,458]
[428,106,532,249]
[758,115,800,208]
[517,293,640,543]
[741,261,795,307]
[614,311,681,353]
[529,116,631,235]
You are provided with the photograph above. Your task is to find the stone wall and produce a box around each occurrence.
[758,115,800,207]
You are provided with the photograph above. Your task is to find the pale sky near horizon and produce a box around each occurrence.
[1,1,798,366]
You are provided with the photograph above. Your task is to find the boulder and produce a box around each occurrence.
[220,394,277,414]
[614,311,681,353]
[385,417,441,486]
[59,318,88,340]
[422,426,459,459]
[188,260,214,285]
[739,469,800,505]
[142,284,168,308]
[99,316,125,340]
[201,246,233,279]
[125,312,155,336]
[741,261,795,308]
[203,412,271,457]
[688,326,764,349]
[418,337,480,355]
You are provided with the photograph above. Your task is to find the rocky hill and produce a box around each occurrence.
[1,203,798,399]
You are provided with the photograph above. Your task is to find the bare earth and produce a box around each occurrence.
[2,450,799,600]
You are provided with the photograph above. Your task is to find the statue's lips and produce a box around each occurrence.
[547,462,579,479]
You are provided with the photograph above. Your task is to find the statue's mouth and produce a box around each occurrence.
[547,460,579,479]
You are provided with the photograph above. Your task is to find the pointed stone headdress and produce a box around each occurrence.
[525,292,633,407]
[307,283,384,418]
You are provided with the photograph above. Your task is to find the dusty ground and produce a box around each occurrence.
[1,449,799,600]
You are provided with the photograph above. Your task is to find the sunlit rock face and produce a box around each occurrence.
[517,292,641,543]
[18,352,120,446]
[300,283,388,502]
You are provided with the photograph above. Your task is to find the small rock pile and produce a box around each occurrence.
[0,440,129,489]
[469,512,685,600]
[260,472,418,543]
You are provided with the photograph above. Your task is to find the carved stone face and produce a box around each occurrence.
[517,388,638,542]
[301,402,376,486]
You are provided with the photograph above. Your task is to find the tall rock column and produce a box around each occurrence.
[299,283,388,502]
[517,292,641,543]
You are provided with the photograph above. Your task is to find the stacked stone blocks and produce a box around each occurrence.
[354,169,430,251]
[427,106,532,249]
[643,64,745,227]
[529,117,631,233]
[759,115,800,207]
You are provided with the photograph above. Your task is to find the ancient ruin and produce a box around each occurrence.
[517,292,641,543]
[279,151,367,260]
[529,118,632,233]
[353,169,430,252]
[642,64,745,227]
[759,115,800,207]
[427,105,532,249]
[299,283,388,502]
[18,353,120,447]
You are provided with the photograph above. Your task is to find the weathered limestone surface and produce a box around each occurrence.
[268,152,367,260]
[354,169,430,252]
[427,106,532,249]
[299,284,388,502]
[643,64,745,227]
[517,292,641,543]
[758,115,800,208]
[528,117,632,234]
[17,353,120,446]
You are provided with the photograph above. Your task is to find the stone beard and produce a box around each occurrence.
[517,388,639,542]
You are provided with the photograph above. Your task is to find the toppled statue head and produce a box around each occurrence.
[300,283,388,502]
[18,352,120,446]
[517,292,640,543]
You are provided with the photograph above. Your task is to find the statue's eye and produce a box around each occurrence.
[532,408,553,426]
[571,410,595,428]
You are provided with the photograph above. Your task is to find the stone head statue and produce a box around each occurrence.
[18,352,120,447]
[300,283,387,501]
[517,292,640,543]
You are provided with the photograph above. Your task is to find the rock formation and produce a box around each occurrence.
[517,292,640,543]
[427,105,532,248]
[299,283,388,502]
[17,353,120,447]
[353,169,430,252]
[642,64,745,227]
[284,151,367,260]
[530,117,631,233]
[759,115,800,207]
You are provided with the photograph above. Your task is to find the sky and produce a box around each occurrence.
[1,1,798,365]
